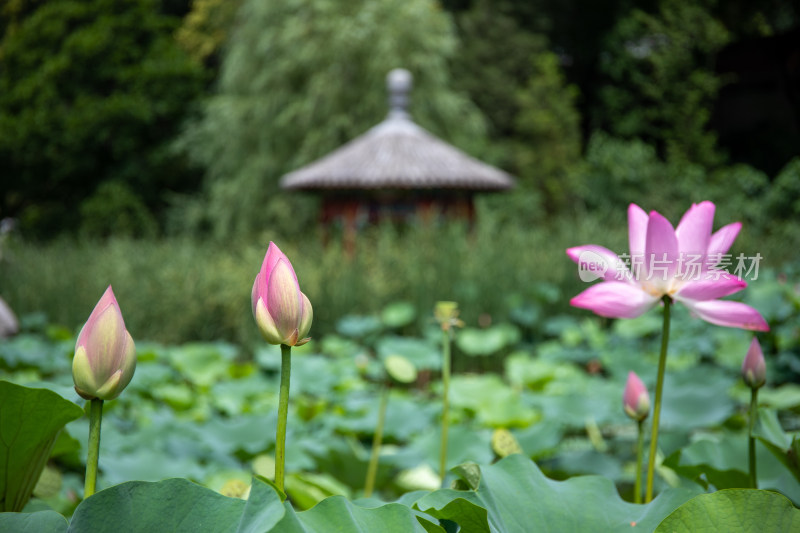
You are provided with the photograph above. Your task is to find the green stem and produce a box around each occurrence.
[84,398,104,498]
[439,327,452,482]
[275,344,292,493]
[364,385,390,498]
[635,419,645,504]
[645,296,671,503]
[749,387,759,489]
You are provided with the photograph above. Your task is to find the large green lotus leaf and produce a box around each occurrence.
[541,315,582,338]
[0,335,72,374]
[151,382,195,410]
[548,448,625,480]
[0,382,84,512]
[511,420,564,459]
[710,329,753,370]
[664,432,800,504]
[413,455,701,533]
[332,391,436,441]
[98,448,207,486]
[525,377,624,429]
[384,354,418,384]
[743,276,795,322]
[537,340,603,365]
[663,435,750,490]
[659,368,735,430]
[381,301,417,329]
[753,407,800,485]
[167,342,238,387]
[337,315,383,338]
[124,359,175,394]
[275,494,444,533]
[289,355,357,397]
[314,335,363,360]
[211,374,275,416]
[655,489,800,532]
[755,384,800,411]
[449,374,539,427]
[237,477,286,533]
[284,472,351,511]
[456,326,517,357]
[503,353,582,391]
[201,413,277,456]
[508,301,542,328]
[376,336,441,371]
[68,478,247,533]
[411,425,494,471]
[0,510,68,533]
[613,313,663,339]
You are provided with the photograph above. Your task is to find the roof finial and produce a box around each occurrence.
[387,68,412,119]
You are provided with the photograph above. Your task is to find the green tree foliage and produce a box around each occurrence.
[449,0,582,218]
[450,0,548,147]
[765,158,800,221]
[513,52,582,214]
[0,0,207,236]
[596,0,730,167]
[177,0,488,239]
[174,0,242,66]
[574,132,772,234]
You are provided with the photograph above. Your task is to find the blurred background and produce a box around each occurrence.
[1,0,799,345]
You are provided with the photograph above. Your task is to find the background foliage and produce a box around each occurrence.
[0,0,207,237]
[1,0,798,241]
[174,0,487,239]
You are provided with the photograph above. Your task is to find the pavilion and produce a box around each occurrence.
[280,69,514,236]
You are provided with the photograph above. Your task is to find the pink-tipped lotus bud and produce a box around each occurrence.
[742,337,766,389]
[252,242,312,346]
[623,371,650,421]
[72,286,136,400]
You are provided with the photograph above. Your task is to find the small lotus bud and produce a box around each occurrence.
[741,337,766,389]
[72,286,136,400]
[623,371,650,421]
[252,242,312,346]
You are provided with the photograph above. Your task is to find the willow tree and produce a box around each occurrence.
[178,0,487,239]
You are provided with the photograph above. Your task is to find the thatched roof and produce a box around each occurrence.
[280,69,514,192]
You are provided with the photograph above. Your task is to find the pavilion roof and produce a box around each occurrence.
[280,69,514,192]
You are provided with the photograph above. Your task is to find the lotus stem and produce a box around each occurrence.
[275,344,292,492]
[364,385,390,498]
[439,327,453,482]
[84,398,104,498]
[749,387,759,488]
[635,419,645,504]
[646,296,671,503]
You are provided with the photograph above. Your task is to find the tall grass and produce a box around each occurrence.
[0,207,791,347]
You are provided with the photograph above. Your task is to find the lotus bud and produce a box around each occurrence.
[623,371,650,421]
[252,242,312,346]
[72,286,136,401]
[742,337,766,389]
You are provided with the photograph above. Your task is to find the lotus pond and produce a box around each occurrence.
[1,269,799,531]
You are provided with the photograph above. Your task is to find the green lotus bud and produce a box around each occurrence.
[72,286,136,400]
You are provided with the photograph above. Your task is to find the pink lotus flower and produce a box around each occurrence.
[567,202,768,331]
[252,242,312,346]
[742,337,766,389]
[623,371,650,421]
[72,286,136,400]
